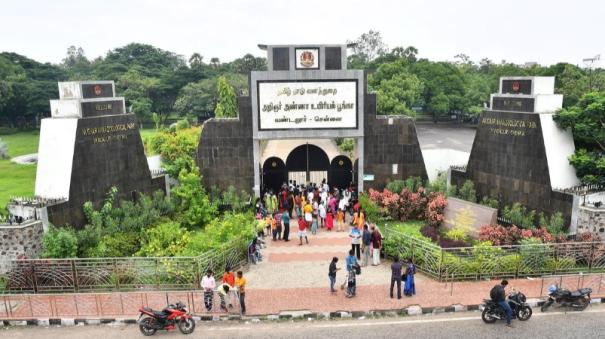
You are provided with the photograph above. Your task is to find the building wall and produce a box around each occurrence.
[197,97,255,192]
[0,221,44,273]
[363,93,427,189]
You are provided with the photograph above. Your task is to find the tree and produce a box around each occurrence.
[428,93,450,117]
[210,57,220,68]
[214,75,238,117]
[230,54,265,73]
[554,92,605,184]
[172,166,217,229]
[62,46,92,80]
[347,30,388,67]
[189,53,204,68]
[368,59,423,116]
[117,67,160,119]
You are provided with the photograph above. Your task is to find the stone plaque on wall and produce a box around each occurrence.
[492,97,535,112]
[81,99,125,117]
[441,197,497,238]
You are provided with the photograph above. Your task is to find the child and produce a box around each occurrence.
[336,208,345,232]
[265,214,273,237]
[271,214,278,241]
[325,211,334,231]
[345,269,356,298]
[311,216,318,235]
[298,217,309,245]
[319,202,326,228]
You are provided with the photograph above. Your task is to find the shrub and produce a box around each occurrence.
[425,192,447,227]
[182,212,256,255]
[438,238,471,248]
[518,238,551,273]
[404,176,424,192]
[42,225,78,258]
[172,166,217,229]
[478,224,522,245]
[458,180,477,203]
[359,192,383,222]
[539,212,565,236]
[420,224,439,242]
[386,180,406,194]
[445,228,468,242]
[480,196,499,209]
[175,118,190,130]
[503,203,536,229]
[137,221,191,257]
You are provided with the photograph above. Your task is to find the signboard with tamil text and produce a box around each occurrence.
[257,80,358,130]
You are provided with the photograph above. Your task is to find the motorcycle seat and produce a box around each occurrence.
[579,288,592,295]
[153,311,168,318]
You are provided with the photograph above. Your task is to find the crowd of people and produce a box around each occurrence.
[255,179,360,246]
[200,266,248,314]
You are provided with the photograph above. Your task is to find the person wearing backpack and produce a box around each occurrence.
[490,279,513,327]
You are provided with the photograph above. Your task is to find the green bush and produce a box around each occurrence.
[503,203,536,229]
[539,212,565,236]
[445,228,468,242]
[386,180,406,193]
[175,118,190,130]
[404,176,424,192]
[172,166,217,229]
[359,193,383,222]
[182,212,256,255]
[137,221,191,257]
[42,225,78,258]
[480,196,499,209]
[457,180,477,203]
[518,238,551,273]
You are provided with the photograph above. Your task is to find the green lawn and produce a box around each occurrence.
[383,219,429,240]
[0,129,157,213]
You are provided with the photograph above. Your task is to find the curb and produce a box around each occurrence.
[2,297,604,327]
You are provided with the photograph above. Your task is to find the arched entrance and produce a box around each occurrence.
[262,157,286,193]
[286,144,330,185]
[329,155,352,190]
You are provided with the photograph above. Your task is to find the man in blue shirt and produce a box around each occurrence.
[346,249,358,272]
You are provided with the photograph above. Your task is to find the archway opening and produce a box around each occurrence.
[285,144,330,186]
[329,155,353,190]
[262,157,286,194]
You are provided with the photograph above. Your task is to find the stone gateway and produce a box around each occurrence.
[198,44,427,196]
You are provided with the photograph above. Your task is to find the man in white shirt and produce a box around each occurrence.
[201,270,216,311]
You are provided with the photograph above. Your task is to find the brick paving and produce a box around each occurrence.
[1,220,604,319]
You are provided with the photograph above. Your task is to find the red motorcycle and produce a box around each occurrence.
[138,301,196,336]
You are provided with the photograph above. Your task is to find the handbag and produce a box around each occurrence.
[354,264,361,275]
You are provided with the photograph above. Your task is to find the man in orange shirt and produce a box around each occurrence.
[235,271,247,314]
[222,266,235,308]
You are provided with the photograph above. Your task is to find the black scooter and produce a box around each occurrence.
[482,290,533,323]
[541,285,592,312]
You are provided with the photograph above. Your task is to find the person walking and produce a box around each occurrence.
[328,257,340,293]
[349,227,361,260]
[235,271,247,314]
[294,194,302,218]
[345,269,357,298]
[336,208,345,232]
[404,259,416,297]
[201,270,216,311]
[282,209,290,241]
[319,202,327,228]
[490,279,513,327]
[390,256,403,299]
[298,217,309,245]
[370,225,382,266]
[303,201,313,229]
[325,211,334,231]
[361,224,372,267]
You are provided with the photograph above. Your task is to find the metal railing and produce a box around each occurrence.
[0,290,242,320]
[383,225,605,281]
[1,237,249,294]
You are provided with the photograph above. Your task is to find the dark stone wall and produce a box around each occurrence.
[47,113,165,228]
[451,110,573,224]
[197,97,254,193]
[363,93,427,190]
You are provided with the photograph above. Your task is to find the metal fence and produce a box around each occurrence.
[383,225,605,281]
[0,290,242,320]
[0,237,249,294]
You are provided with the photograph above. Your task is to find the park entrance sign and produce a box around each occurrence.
[198,43,427,196]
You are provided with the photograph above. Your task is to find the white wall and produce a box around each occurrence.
[35,118,78,199]
[540,114,581,189]
[535,94,563,113]
[421,148,470,182]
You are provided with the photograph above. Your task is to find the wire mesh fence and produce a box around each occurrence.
[383,225,605,281]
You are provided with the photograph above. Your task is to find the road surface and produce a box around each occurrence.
[2,304,604,339]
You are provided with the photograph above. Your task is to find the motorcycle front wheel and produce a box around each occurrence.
[178,318,196,334]
[139,317,158,336]
[481,308,497,324]
[517,306,532,321]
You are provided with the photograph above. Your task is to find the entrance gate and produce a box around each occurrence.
[285,144,330,185]
[262,157,286,193]
[329,155,353,190]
